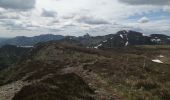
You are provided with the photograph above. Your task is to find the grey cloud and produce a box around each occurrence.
[138,17,149,23]
[50,20,60,24]
[46,20,60,26]
[163,6,170,12]
[85,24,134,36]
[77,16,110,25]
[0,0,35,10]
[61,24,77,29]
[41,9,58,17]
[62,14,75,19]
[0,20,25,30]
[48,28,64,32]
[0,14,20,19]
[0,19,38,31]
[0,20,17,26]
[119,0,170,5]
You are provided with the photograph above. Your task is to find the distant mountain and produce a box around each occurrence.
[150,34,170,45]
[51,31,170,49]
[0,34,64,47]
[0,38,9,43]
[92,30,170,48]
[59,33,115,47]
[1,31,170,48]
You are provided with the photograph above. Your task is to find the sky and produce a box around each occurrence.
[0,0,170,37]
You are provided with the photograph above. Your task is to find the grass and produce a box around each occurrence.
[12,73,94,100]
[0,43,170,100]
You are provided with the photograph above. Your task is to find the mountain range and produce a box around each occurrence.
[0,30,169,99]
[0,30,170,48]
[94,30,170,48]
[0,34,64,47]
[62,30,170,48]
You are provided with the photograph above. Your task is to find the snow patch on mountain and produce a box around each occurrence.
[120,34,123,39]
[103,40,107,43]
[142,33,147,36]
[124,34,129,46]
[152,59,163,64]
[151,39,161,42]
[17,46,34,48]
[94,44,102,49]
[123,30,127,33]
[158,55,164,58]
[125,41,129,46]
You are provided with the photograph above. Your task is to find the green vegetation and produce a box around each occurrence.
[13,74,94,100]
[0,43,170,100]
[0,45,31,70]
[0,45,31,86]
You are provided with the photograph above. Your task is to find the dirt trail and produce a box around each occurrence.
[60,61,122,100]
[0,71,53,100]
[0,81,28,100]
[0,59,122,100]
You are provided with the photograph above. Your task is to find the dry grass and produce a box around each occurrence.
[0,43,170,100]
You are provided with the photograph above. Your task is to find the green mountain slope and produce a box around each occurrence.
[0,42,170,100]
[0,45,31,70]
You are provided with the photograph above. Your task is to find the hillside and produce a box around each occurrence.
[0,42,169,100]
[0,45,31,70]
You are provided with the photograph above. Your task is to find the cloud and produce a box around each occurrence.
[118,0,170,5]
[0,0,35,10]
[125,19,170,35]
[163,6,170,12]
[62,14,75,19]
[138,17,149,23]
[0,0,170,37]
[85,23,134,36]
[41,9,58,17]
[0,19,25,30]
[0,12,20,19]
[76,16,110,25]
